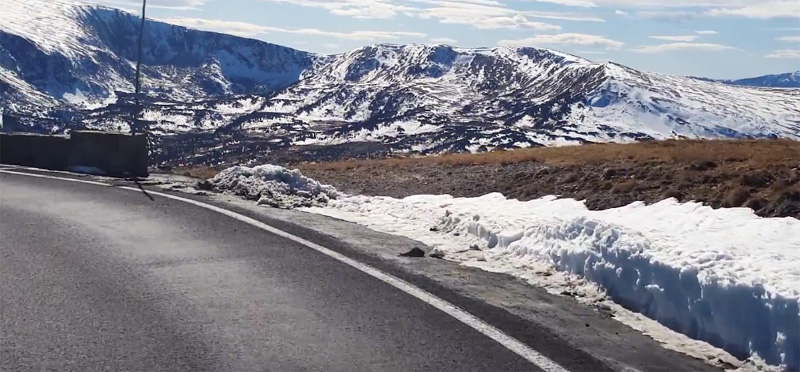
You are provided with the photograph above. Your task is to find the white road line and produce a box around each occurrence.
[0,169,571,372]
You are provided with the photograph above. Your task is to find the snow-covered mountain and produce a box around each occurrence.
[0,0,316,110]
[729,71,800,88]
[2,0,799,154]
[237,44,799,150]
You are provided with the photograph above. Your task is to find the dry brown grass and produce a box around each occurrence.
[171,165,221,180]
[295,139,800,219]
[297,139,800,172]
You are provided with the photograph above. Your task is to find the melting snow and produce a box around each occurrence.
[211,165,338,209]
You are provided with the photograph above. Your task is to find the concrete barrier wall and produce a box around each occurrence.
[0,131,148,177]
[68,131,148,177]
[0,133,71,171]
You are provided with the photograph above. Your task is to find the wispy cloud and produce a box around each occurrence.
[632,42,735,53]
[429,37,458,44]
[499,33,624,49]
[707,1,800,19]
[160,17,426,40]
[695,30,718,35]
[635,10,696,22]
[532,0,597,7]
[92,0,205,10]
[539,0,800,19]
[778,36,800,43]
[253,0,603,31]
[650,35,700,42]
[766,49,800,58]
[756,27,800,31]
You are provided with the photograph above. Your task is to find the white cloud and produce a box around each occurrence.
[632,42,736,53]
[160,17,426,40]
[414,2,564,30]
[93,0,205,10]
[256,0,416,19]
[520,10,605,22]
[530,0,800,19]
[650,35,700,42]
[707,1,800,19]
[159,18,267,37]
[499,33,624,49]
[615,10,628,15]
[778,36,800,43]
[245,0,800,21]
[255,0,602,31]
[636,10,696,22]
[766,49,800,58]
[533,0,597,7]
[695,30,718,34]
[430,37,458,44]
[756,27,800,31]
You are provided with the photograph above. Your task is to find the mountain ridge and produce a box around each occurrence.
[2,0,799,155]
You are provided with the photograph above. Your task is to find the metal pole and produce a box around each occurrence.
[133,0,146,136]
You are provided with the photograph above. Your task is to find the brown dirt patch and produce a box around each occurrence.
[294,139,800,219]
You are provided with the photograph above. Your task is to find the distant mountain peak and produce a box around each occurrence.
[728,70,800,88]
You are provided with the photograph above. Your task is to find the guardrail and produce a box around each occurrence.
[0,131,148,177]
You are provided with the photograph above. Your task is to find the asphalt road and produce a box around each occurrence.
[0,171,562,372]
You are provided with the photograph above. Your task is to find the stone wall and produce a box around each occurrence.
[0,131,148,177]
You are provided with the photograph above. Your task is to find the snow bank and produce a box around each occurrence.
[210,164,800,370]
[308,193,800,370]
[211,165,338,209]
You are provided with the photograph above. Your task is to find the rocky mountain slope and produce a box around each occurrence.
[0,0,316,110]
[2,0,799,155]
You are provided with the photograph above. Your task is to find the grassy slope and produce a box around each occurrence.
[176,139,800,218]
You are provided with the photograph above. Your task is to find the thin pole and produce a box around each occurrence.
[133,0,146,135]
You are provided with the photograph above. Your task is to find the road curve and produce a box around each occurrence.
[0,171,562,372]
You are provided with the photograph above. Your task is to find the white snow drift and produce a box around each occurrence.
[214,164,800,370]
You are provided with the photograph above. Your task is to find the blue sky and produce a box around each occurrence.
[97,0,799,79]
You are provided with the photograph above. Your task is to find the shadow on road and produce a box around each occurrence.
[127,178,155,201]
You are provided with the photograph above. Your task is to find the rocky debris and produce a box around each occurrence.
[197,180,214,191]
[689,160,717,171]
[399,247,426,258]
[429,247,446,259]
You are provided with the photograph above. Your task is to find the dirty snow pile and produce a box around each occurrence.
[212,164,800,370]
[211,165,338,209]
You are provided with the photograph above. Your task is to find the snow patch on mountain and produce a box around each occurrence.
[0,0,315,110]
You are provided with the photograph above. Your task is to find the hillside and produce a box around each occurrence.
[292,139,800,220]
[0,0,316,110]
[1,0,799,155]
